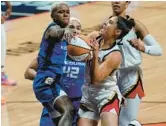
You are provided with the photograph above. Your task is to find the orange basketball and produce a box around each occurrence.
[67,35,92,61]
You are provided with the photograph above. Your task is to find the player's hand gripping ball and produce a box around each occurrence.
[67,35,92,61]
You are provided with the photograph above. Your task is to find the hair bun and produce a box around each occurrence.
[126,15,135,29]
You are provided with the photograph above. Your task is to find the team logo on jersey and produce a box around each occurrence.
[44,77,54,85]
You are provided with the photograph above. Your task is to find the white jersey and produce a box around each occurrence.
[85,44,121,87]
[97,44,120,87]
[79,44,122,120]
[116,28,142,69]
[116,28,143,94]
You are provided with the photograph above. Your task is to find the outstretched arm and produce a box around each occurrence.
[45,25,72,42]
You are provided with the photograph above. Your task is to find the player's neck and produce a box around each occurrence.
[113,11,126,18]
[101,39,115,49]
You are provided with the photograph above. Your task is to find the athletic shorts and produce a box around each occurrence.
[117,67,145,98]
[78,85,122,121]
[123,76,145,98]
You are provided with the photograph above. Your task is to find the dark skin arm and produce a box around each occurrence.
[24,58,38,80]
[24,25,72,81]
[45,25,72,42]
[45,25,65,40]
[135,20,149,40]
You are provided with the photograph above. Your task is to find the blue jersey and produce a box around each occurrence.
[33,22,68,116]
[38,22,67,75]
[35,22,86,126]
[38,57,86,126]
[60,56,86,109]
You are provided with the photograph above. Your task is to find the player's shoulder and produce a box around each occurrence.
[106,51,121,68]
[44,23,61,39]
[106,50,122,62]
[47,23,60,31]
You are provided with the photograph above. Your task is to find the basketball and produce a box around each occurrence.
[67,35,92,61]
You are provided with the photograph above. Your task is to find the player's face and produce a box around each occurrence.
[52,4,70,27]
[69,20,82,36]
[101,16,121,42]
[111,1,129,15]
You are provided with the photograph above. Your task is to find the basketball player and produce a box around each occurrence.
[24,17,82,80]
[33,3,78,126]
[77,16,134,126]
[109,2,163,126]
[1,1,17,86]
[26,17,86,126]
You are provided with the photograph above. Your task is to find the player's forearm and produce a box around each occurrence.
[92,57,102,85]
[143,34,163,56]
[136,40,145,52]
[135,20,162,56]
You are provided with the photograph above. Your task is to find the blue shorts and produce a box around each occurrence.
[34,70,81,126]
[33,70,67,104]
[33,69,67,120]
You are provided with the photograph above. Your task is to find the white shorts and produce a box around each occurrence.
[117,66,143,95]
[78,84,122,121]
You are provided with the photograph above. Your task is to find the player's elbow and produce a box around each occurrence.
[24,69,29,79]
[24,69,35,80]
